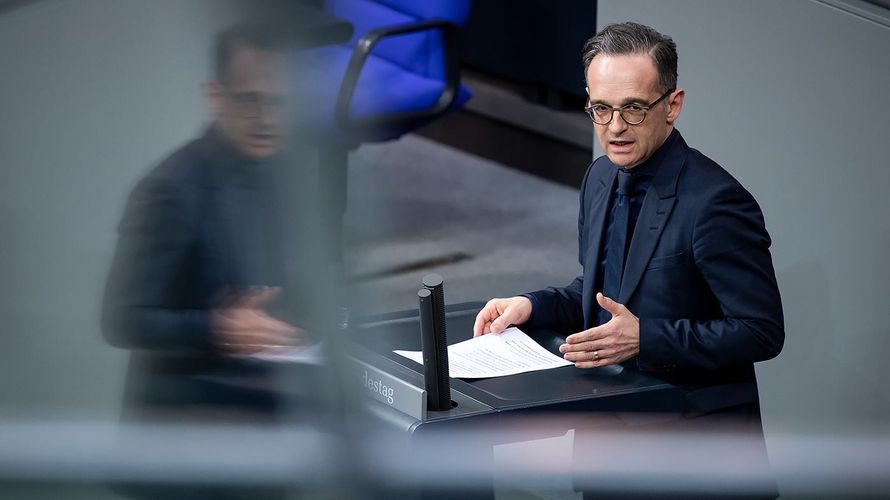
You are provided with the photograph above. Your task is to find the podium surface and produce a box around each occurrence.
[351,301,683,432]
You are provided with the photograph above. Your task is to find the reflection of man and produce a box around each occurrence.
[475,20,783,448]
[102,22,303,417]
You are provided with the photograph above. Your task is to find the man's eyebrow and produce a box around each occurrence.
[588,96,649,106]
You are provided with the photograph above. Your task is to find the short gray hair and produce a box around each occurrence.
[581,22,677,92]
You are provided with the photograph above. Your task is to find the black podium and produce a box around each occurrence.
[350,301,683,434]
[188,300,684,499]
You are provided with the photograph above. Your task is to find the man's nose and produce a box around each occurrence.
[257,105,280,124]
[608,110,628,133]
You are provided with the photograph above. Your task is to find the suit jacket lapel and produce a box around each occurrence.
[582,167,616,327]
[618,134,688,303]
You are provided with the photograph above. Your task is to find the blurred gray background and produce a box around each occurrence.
[1,0,889,498]
[596,0,890,436]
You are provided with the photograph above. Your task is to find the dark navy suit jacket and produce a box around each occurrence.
[101,126,316,416]
[526,130,784,414]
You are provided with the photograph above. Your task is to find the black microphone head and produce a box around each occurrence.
[422,273,444,289]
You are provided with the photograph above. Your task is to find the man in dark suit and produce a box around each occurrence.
[102,22,310,423]
[473,21,784,497]
[100,21,323,500]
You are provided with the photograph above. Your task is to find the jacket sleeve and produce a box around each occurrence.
[637,181,785,373]
[101,172,214,354]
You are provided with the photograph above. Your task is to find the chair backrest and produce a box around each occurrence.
[326,0,472,80]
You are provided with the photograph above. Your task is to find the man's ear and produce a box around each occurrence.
[204,81,224,117]
[666,88,685,125]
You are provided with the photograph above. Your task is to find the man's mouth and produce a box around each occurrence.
[609,141,634,154]
[250,133,277,143]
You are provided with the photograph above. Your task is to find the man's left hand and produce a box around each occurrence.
[559,293,640,368]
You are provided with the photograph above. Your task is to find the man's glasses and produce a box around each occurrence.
[584,88,674,125]
[226,91,286,119]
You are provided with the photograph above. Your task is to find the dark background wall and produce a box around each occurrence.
[460,0,595,106]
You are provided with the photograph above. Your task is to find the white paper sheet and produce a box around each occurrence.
[247,342,325,364]
[393,327,573,379]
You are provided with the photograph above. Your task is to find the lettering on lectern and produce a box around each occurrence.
[362,370,395,405]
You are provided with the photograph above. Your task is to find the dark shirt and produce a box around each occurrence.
[594,129,679,326]
[523,130,681,320]
[204,126,281,287]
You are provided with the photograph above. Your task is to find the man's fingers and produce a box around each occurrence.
[557,297,639,369]
[473,307,493,337]
[572,348,616,368]
[475,297,532,336]
[257,329,299,347]
[475,301,511,336]
[256,312,298,335]
[563,348,614,363]
[564,331,589,345]
[490,304,520,333]
[477,322,493,336]
[231,322,299,348]
[559,339,608,353]
[564,325,606,345]
[215,308,300,351]
[224,309,294,334]
[596,292,626,317]
[489,314,509,334]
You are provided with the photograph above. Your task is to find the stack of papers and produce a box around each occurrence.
[394,327,572,379]
[248,342,325,364]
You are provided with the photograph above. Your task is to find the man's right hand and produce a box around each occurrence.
[212,287,301,354]
[473,296,533,337]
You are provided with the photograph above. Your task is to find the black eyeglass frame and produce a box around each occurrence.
[223,89,287,119]
[584,88,675,125]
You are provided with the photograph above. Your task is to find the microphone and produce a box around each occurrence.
[418,273,451,411]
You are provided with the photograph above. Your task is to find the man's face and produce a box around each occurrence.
[585,53,683,169]
[208,45,287,160]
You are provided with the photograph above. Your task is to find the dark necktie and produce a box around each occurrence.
[599,170,635,326]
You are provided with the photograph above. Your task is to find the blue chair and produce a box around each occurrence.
[297,0,473,141]
[294,0,473,268]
